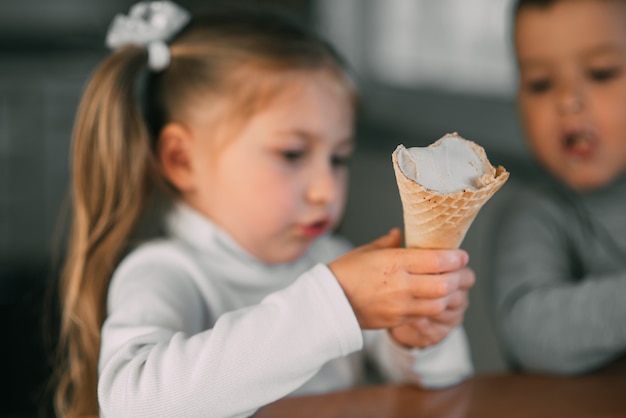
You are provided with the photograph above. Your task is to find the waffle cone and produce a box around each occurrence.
[392,133,509,249]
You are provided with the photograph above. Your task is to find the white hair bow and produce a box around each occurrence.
[105,1,191,71]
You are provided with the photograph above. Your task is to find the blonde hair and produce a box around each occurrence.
[54,4,356,417]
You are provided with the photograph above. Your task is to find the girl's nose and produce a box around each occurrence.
[557,83,584,115]
[306,163,337,205]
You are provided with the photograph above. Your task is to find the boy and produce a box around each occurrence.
[492,0,626,374]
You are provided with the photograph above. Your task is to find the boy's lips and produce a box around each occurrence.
[562,129,596,159]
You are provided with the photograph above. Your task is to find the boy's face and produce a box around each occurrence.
[515,0,626,190]
[185,71,354,264]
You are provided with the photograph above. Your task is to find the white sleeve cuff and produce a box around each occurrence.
[372,326,474,388]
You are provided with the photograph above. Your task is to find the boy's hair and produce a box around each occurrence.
[515,0,626,16]
[515,0,555,12]
[54,4,356,417]
[512,1,556,40]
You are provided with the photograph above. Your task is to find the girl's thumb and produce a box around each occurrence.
[366,228,403,250]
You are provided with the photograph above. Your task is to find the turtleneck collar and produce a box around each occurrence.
[163,201,325,270]
[164,201,263,265]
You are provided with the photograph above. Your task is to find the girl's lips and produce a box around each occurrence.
[300,219,330,238]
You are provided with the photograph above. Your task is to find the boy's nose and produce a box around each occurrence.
[557,85,584,114]
[306,163,337,205]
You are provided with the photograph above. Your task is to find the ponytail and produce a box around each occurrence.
[55,45,158,417]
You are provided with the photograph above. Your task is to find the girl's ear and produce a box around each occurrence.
[158,123,196,192]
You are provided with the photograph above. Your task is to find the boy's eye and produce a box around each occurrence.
[589,67,622,82]
[526,78,552,94]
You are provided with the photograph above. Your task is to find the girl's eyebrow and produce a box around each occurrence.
[276,129,355,147]
[337,136,356,150]
[275,128,314,140]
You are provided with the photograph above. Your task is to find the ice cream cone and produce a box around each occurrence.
[392,133,509,249]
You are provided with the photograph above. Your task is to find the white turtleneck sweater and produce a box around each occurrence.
[98,203,473,417]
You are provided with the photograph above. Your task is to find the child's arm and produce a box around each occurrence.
[492,193,626,374]
[99,245,364,418]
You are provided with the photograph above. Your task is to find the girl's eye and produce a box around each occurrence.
[589,67,622,82]
[526,78,552,94]
[331,154,352,167]
[281,150,305,162]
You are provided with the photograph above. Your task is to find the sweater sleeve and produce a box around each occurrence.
[363,326,473,388]
[98,255,362,418]
[492,193,626,374]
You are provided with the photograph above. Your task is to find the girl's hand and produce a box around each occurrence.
[388,285,470,349]
[328,228,475,331]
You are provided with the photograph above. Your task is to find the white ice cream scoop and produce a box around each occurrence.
[395,133,497,193]
[392,132,509,249]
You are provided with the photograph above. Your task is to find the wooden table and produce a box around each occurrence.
[254,361,626,417]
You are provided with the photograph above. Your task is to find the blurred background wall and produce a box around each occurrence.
[0,0,546,416]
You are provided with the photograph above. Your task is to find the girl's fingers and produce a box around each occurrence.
[404,249,469,274]
[403,274,457,299]
[457,268,476,290]
[401,290,468,318]
[427,302,466,326]
[445,290,469,311]
[405,269,474,299]
[401,297,449,317]
[409,319,452,346]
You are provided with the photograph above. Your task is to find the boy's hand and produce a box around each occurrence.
[328,228,475,332]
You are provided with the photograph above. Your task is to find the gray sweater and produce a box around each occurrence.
[491,175,626,374]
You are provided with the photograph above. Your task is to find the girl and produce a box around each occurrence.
[55,2,474,417]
